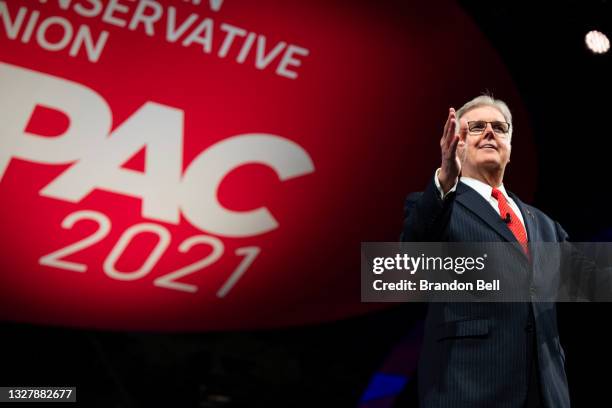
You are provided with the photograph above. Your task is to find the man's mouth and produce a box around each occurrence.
[479,144,498,151]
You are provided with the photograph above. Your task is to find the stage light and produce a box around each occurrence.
[585,30,610,54]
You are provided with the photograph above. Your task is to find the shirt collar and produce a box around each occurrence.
[460,176,509,202]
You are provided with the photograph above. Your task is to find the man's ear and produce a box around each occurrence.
[457,139,467,163]
[458,119,468,142]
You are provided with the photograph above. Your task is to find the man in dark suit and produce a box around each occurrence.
[401,96,570,407]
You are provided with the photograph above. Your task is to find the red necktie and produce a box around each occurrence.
[491,188,529,255]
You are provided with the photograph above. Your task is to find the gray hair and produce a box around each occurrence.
[456,94,513,139]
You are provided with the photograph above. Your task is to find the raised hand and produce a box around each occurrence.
[438,107,466,194]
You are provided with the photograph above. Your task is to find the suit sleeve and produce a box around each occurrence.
[400,176,456,242]
[557,222,612,301]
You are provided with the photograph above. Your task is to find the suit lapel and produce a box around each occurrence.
[455,182,518,244]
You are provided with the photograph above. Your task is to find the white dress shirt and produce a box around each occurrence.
[434,168,526,229]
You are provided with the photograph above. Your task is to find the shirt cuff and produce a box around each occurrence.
[434,168,458,199]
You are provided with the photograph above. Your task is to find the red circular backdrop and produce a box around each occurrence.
[0,0,536,330]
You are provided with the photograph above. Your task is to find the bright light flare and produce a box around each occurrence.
[585,30,610,54]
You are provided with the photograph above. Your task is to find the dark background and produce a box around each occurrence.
[2,1,612,407]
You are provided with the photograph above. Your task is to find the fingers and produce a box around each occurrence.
[449,117,457,142]
[449,133,460,157]
[442,107,456,147]
[442,108,452,139]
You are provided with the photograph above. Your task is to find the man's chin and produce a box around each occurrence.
[472,157,503,169]
[480,160,503,170]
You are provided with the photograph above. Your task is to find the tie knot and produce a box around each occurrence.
[491,188,503,200]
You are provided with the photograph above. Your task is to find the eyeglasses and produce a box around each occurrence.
[467,121,511,136]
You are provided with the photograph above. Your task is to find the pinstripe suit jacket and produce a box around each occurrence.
[401,178,570,408]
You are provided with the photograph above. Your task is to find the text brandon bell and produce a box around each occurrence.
[373,279,500,291]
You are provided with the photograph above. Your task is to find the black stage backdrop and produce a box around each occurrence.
[1,1,611,407]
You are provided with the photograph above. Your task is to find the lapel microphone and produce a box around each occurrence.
[504,213,511,224]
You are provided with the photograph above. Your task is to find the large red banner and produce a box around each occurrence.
[0,0,536,330]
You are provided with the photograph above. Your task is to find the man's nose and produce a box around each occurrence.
[483,123,495,138]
